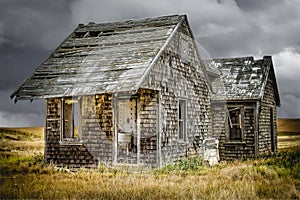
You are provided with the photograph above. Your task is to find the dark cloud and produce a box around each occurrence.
[234,0,282,11]
[0,0,299,126]
[0,0,75,49]
[277,94,300,118]
[0,44,50,90]
[0,90,45,127]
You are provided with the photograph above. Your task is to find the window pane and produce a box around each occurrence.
[63,98,79,139]
[178,100,186,140]
[228,108,242,141]
[179,121,183,139]
[63,101,73,138]
[73,102,79,139]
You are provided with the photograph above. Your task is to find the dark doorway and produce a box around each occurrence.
[270,107,275,152]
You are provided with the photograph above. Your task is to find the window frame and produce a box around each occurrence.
[226,106,244,143]
[178,99,187,142]
[60,97,82,144]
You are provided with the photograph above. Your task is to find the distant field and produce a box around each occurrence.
[0,127,44,157]
[277,118,300,134]
[0,126,44,139]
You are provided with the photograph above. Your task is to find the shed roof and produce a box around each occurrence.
[11,15,186,101]
[213,56,280,106]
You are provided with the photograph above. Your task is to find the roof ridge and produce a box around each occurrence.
[213,56,254,61]
[76,15,186,30]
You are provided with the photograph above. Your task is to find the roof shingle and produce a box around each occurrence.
[11,15,185,101]
[212,56,279,105]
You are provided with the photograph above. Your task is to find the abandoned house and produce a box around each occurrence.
[10,15,280,168]
[11,15,213,168]
[210,56,280,159]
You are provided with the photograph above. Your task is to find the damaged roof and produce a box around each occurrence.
[11,15,186,101]
[213,56,280,106]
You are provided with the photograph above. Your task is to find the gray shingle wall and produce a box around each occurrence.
[258,77,277,153]
[142,21,212,164]
[45,98,98,168]
[212,102,256,160]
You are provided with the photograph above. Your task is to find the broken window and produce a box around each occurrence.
[227,107,243,141]
[178,99,187,141]
[61,97,80,140]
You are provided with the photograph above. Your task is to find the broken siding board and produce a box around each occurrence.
[36,63,149,74]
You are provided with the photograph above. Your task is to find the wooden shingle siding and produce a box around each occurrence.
[258,76,277,154]
[213,102,256,160]
[139,89,158,167]
[212,56,280,160]
[45,98,98,168]
[142,20,212,164]
[81,94,114,165]
[45,90,162,168]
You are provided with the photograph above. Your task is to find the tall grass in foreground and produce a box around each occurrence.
[1,147,299,199]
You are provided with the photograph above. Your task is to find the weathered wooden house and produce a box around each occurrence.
[210,56,280,159]
[11,15,213,168]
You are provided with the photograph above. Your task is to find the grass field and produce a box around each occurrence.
[0,122,299,199]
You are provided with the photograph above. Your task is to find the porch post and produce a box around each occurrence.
[112,93,118,164]
[157,92,162,167]
[137,98,141,164]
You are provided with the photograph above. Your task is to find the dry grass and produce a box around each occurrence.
[0,124,300,199]
[1,157,299,199]
[0,127,44,158]
[278,135,300,149]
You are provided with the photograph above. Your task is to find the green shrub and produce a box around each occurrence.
[154,157,207,174]
[263,146,300,178]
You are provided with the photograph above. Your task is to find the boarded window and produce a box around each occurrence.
[62,98,80,139]
[178,99,187,140]
[227,107,243,141]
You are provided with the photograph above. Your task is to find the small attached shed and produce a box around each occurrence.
[11,15,212,168]
[211,56,280,159]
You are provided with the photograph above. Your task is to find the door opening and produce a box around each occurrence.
[270,107,275,152]
[116,98,138,164]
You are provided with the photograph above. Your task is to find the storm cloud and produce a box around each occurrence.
[0,0,299,126]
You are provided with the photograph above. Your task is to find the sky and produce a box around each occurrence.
[0,0,300,127]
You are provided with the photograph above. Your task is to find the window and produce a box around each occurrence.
[227,107,244,141]
[178,99,187,141]
[61,97,80,140]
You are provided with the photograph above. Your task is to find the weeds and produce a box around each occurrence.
[263,146,300,178]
